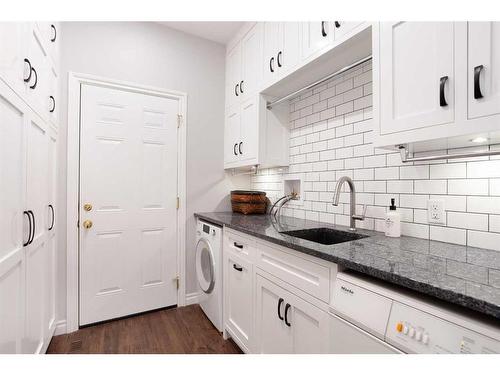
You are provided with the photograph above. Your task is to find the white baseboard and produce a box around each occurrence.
[54,320,67,336]
[185,292,200,305]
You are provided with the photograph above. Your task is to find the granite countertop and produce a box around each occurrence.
[195,212,500,319]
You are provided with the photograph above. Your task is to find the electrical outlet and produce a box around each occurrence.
[427,199,446,224]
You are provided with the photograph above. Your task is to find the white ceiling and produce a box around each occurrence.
[159,22,245,45]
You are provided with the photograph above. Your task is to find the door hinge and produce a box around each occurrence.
[177,114,182,128]
[175,276,180,290]
[176,197,180,209]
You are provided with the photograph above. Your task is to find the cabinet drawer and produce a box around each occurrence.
[224,229,256,260]
[255,241,330,303]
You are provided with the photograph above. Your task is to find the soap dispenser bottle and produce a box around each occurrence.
[385,198,401,237]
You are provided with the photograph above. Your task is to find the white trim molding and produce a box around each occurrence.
[66,72,188,333]
[185,292,200,305]
[53,320,68,336]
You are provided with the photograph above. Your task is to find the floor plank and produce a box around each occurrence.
[47,305,242,354]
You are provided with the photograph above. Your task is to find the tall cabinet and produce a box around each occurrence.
[0,22,59,354]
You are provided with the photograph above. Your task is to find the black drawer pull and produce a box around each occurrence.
[277,298,284,320]
[277,51,282,67]
[240,80,244,94]
[233,143,238,156]
[334,21,341,28]
[474,65,484,99]
[27,210,35,245]
[233,264,243,272]
[48,204,55,231]
[23,58,32,82]
[284,303,291,326]
[321,21,327,37]
[238,141,242,155]
[23,211,31,247]
[49,95,56,113]
[50,24,57,42]
[439,76,448,107]
[235,83,239,96]
[233,242,243,249]
[29,67,37,89]
[270,57,275,73]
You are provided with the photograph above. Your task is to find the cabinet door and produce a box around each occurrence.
[226,43,242,108]
[0,83,28,354]
[224,108,241,166]
[301,22,333,60]
[254,275,293,353]
[262,22,280,85]
[0,22,29,95]
[239,97,258,163]
[47,65,58,126]
[280,22,301,75]
[379,22,455,135]
[334,21,363,39]
[468,22,500,119]
[289,293,329,354]
[240,24,262,100]
[224,251,253,352]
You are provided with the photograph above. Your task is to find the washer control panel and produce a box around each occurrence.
[387,302,500,354]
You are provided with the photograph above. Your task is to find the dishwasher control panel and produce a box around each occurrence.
[386,302,500,354]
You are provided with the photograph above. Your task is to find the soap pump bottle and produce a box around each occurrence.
[385,198,401,238]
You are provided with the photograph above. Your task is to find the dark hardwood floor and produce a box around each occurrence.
[47,304,242,354]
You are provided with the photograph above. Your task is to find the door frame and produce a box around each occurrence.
[66,72,187,333]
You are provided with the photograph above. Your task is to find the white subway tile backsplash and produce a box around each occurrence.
[252,65,500,250]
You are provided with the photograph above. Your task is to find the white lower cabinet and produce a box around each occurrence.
[254,274,329,354]
[223,250,253,353]
[223,229,332,354]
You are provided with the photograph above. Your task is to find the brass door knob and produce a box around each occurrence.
[83,220,93,229]
[83,203,93,211]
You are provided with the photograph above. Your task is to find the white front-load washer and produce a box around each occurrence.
[195,219,223,332]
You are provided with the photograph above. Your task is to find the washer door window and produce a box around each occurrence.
[196,238,215,294]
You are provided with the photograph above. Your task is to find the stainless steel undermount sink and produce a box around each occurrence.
[280,227,368,245]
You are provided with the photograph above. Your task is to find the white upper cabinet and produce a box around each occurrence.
[301,21,334,59]
[226,43,241,108]
[262,22,301,87]
[374,22,500,151]
[0,23,29,95]
[468,22,500,119]
[240,24,262,100]
[378,22,455,135]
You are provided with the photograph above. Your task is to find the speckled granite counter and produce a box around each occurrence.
[195,212,500,319]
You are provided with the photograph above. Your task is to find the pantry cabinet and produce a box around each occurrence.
[374,21,500,151]
[0,22,59,354]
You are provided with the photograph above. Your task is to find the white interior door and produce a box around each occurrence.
[79,84,179,326]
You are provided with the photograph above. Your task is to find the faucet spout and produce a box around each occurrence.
[332,176,364,231]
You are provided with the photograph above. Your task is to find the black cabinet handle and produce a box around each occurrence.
[23,58,32,82]
[439,76,448,107]
[270,57,275,73]
[48,204,55,231]
[277,51,282,67]
[235,83,239,97]
[233,242,243,249]
[233,143,238,156]
[27,210,35,245]
[277,298,284,320]
[474,65,484,99]
[49,96,56,113]
[233,264,243,272]
[284,303,291,326]
[240,80,244,94]
[23,211,31,247]
[29,67,37,89]
[334,21,341,28]
[321,21,327,37]
[238,141,243,155]
[50,24,57,42]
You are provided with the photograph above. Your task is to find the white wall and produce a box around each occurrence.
[57,22,245,323]
[253,59,500,252]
